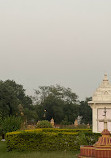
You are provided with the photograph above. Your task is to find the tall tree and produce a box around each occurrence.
[34,85,79,124]
[0,81,19,118]
[79,97,92,125]
[0,80,32,120]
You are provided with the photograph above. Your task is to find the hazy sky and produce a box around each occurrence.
[0,0,111,100]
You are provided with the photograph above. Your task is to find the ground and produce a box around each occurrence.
[0,141,79,158]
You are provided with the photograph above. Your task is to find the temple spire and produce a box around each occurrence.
[100,73,110,88]
[103,74,108,81]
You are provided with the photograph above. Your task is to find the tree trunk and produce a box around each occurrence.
[2,133,5,139]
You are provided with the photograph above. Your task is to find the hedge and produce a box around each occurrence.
[41,128,91,133]
[6,128,101,151]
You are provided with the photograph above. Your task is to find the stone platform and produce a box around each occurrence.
[78,146,111,158]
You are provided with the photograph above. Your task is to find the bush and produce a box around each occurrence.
[36,120,52,128]
[6,128,100,152]
[2,116,22,134]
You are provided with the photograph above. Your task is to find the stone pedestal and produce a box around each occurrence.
[78,127,111,157]
[50,118,54,127]
[74,119,78,127]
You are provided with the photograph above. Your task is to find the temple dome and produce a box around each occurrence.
[90,74,111,103]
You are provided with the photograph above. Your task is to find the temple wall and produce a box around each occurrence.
[92,104,111,133]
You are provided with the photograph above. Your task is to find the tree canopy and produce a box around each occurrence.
[0,80,33,121]
[34,85,80,124]
[0,80,92,126]
[79,97,92,125]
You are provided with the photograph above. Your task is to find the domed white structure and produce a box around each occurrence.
[88,74,111,133]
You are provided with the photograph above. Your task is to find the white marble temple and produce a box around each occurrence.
[88,74,111,133]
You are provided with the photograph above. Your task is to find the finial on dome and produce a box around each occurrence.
[103,74,108,81]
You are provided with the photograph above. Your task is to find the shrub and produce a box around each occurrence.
[36,120,52,128]
[7,130,79,151]
[6,128,100,152]
[2,116,22,134]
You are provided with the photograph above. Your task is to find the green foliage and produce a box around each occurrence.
[79,97,92,124]
[36,120,52,128]
[34,85,79,124]
[24,106,38,124]
[0,127,2,135]
[1,116,22,134]
[35,105,44,121]
[0,140,79,158]
[77,132,88,145]
[0,80,19,118]
[6,128,100,152]
[63,103,79,124]
[84,131,100,145]
[0,80,32,120]
[0,79,92,126]
[41,128,91,133]
[60,120,70,125]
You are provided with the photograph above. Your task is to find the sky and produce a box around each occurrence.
[0,0,111,100]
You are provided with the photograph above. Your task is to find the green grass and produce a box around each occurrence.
[0,141,79,158]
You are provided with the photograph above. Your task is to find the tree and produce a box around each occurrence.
[34,85,78,104]
[34,85,79,124]
[63,103,79,124]
[0,80,32,120]
[0,81,19,118]
[1,116,22,134]
[4,80,32,108]
[24,105,38,124]
[79,97,92,125]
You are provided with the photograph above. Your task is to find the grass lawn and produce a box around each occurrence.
[0,141,79,158]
